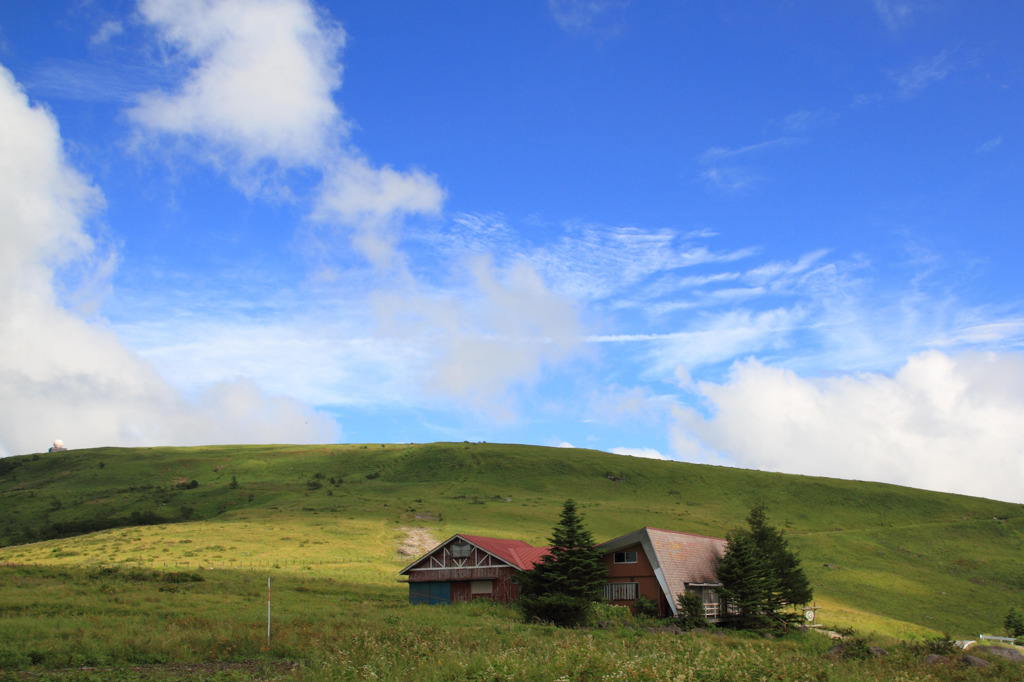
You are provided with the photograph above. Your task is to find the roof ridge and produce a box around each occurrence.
[458,534,549,570]
[644,526,726,541]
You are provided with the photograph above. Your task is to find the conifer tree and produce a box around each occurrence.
[746,504,813,607]
[516,499,607,627]
[719,504,812,629]
[717,530,775,629]
[1006,606,1024,638]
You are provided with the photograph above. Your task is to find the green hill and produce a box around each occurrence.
[2,442,1022,638]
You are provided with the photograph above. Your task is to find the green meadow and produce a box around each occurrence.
[1,442,1023,680]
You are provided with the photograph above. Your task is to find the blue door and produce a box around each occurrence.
[409,581,451,605]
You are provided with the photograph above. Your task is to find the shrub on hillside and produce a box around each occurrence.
[676,592,709,630]
[906,634,956,656]
[519,593,591,628]
[634,595,660,619]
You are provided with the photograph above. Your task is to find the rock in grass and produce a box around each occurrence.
[971,645,1024,663]
[923,654,948,665]
[959,655,991,667]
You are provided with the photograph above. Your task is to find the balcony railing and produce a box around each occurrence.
[703,602,740,619]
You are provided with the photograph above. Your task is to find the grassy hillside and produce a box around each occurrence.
[1,441,1023,640]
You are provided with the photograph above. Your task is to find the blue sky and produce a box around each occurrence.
[1,0,1023,502]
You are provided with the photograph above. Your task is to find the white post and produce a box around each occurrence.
[267,577,271,645]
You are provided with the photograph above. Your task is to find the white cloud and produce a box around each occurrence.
[0,63,337,457]
[115,295,422,410]
[314,156,445,269]
[699,137,804,164]
[977,136,1003,154]
[698,138,805,194]
[671,352,1024,502]
[534,226,756,302]
[130,0,346,169]
[372,257,583,419]
[646,308,806,378]
[130,0,445,267]
[872,0,914,32]
[611,446,666,460]
[780,109,837,133]
[889,52,952,99]
[548,0,630,34]
[933,319,1024,346]
[90,20,124,46]
[743,250,831,288]
[700,166,756,193]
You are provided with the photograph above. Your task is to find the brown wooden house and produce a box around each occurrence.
[399,526,732,621]
[398,534,549,605]
[596,527,730,620]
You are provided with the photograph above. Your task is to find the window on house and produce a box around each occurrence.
[451,542,471,558]
[613,551,638,564]
[603,582,639,601]
[470,580,493,595]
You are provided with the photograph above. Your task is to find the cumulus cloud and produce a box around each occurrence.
[91,20,124,46]
[130,0,443,266]
[130,0,345,168]
[314,155,445,269]
[372,257,582,419]
[671,352,1024,502]
[0,63,337,456]
[113,0,573,421]
[587,385,669,424]
[611,447,666,460]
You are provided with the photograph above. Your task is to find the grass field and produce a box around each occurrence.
[1,442,1023,679]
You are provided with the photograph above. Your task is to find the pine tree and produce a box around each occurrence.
[746,505,813,607]
[717,530,775,629]
[517,499,607,627]
[1006,606,1024,638]
[719,504,812,629]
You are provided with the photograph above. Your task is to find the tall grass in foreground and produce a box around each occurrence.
[1,565,1022,681]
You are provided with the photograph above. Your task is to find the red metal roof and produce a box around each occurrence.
[458,534,550,570]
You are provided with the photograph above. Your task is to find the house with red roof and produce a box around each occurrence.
[399,527,730,619]
[398,534,550,605]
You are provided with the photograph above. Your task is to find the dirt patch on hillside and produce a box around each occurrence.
[398,526,438,557]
